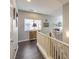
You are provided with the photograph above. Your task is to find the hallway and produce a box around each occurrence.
[10,0,69,59]
[15,40,45,59]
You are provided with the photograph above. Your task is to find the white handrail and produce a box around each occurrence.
[38,32,69,47]
[37,31,69,59]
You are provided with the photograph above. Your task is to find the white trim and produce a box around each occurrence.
[37,43,53,59]
[38,32,69,46]
[14,45,18,59]
[18,39,29,43]
[10,3,14,8]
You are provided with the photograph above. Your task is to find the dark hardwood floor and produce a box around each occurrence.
[15,40,45,59]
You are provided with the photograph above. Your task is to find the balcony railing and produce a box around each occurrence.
[37,31,69,59]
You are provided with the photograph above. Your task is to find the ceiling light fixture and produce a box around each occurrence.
[27,0,31,2]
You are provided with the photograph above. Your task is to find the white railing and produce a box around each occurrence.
[37,32,69,59]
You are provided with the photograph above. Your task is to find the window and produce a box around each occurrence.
[24,19,41,31]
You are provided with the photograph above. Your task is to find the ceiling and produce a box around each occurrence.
[16,0,68,15]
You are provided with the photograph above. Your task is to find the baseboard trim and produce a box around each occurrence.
[18,39,29,43]
[30,38,37,40]
[37,43,50,59]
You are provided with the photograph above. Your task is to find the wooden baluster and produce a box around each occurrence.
[57,43,59,59]
[55,42,57,59]
[54,41,56,59]
[37,32,69,59]
[59,44,61,59]
[52,40,54,58]
[54,43,55,59]
[55,41,56,59]
[60,52,63,59]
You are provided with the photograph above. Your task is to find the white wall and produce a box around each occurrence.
[10,0,18,59]
[50,3,69,42]
[63,2,69,43]
[18,10,52,42]
[47,7,63,41]
[17,7,66,42]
